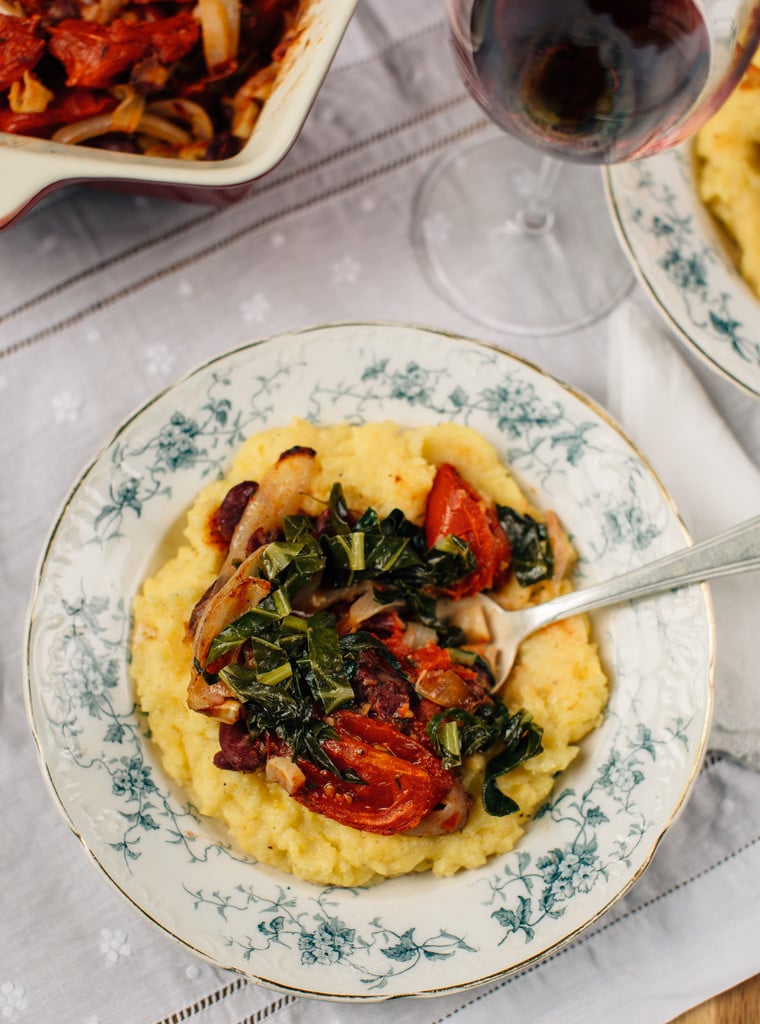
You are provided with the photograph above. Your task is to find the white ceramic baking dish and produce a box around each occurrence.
[0,0,358,228]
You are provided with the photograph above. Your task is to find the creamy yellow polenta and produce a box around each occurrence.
[696,50,760,297]
[130,420,608,887]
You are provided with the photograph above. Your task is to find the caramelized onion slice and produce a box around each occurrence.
[335,585,392,635]
[545,510,576,581]
[217,0,240,53]
[8,70,54,114]
[436,595,490,644]
[110,86,145,134]
[197,0,238,72]
[52,108,190,147]
[80,0,128,23]
[187,549,270,721]
[52,113,116,145]
[135,112,192,147]
[401,620,438,650]
[222,446,317,582]
[192,548,270,669]
[230,62,279,139]
[187,677,241,724]
[146,98,214,141]
[403,780,471,836]
[415,668,474,709]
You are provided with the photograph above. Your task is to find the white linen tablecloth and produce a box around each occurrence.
[1,4,759,1022]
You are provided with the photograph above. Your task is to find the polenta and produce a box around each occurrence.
[131,420,608,887]
[696,49,760,297]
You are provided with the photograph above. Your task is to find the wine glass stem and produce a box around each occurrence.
[515,155,561,235]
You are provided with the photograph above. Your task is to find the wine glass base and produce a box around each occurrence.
[412,131,634,336]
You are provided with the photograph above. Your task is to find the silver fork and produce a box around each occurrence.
[469,514,760,690]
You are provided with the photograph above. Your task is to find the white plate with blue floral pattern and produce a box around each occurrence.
[25,323,714,1001]
[605,147,760,398]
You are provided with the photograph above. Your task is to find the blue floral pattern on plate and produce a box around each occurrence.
[605,146,760,398]
[25,323,713,1000]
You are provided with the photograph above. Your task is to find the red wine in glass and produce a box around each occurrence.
[452,0,711,164]
[413,0,760,334]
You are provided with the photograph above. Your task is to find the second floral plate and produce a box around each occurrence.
[605,146,760,398]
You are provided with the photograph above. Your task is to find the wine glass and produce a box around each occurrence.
[412,0,760,336]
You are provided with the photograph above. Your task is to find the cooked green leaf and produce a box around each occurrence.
[482,711,544,816]
[250,636,293,687]
[428,704,543,813]
[323,531,366,575]
[305,611,355,713]
[496,506,554,586]
[220,668,355,781]
[481,779,520,816]
[219,664,280,703]
[328,482,352,534]
[321,497,475,597]
[433,717,463,768]
[261,540,306,579]
[283,514,315,543]
[206,607,282,663]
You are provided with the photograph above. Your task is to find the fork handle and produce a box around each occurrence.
[526,513,760,630]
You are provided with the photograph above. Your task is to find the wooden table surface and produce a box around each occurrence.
[672,973,759,1022]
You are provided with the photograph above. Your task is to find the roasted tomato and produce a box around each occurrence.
[49,14,199,88]
[293,710,455,835]
[0,88,115,135]
[0,14,46,91]
[425,463,510,597]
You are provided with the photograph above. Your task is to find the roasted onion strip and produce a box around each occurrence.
[52,107,193,146]
[198,0,240,72]
[403,779,471,836]
[230,61,279,139]
[187,549,271,722]
[146,99,214,141]
[109,86,145,133]
[187,447,317,720]
[221,445,316,584]
[8,70,53,114]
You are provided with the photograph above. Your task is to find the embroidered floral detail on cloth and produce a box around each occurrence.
[99,929,133,966]
[0,981,27,1023]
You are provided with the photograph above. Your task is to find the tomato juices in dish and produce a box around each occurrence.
[131,421,608,886]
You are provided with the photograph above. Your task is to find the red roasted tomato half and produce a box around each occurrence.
[425,463,511,597]
[293,711,457,835]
